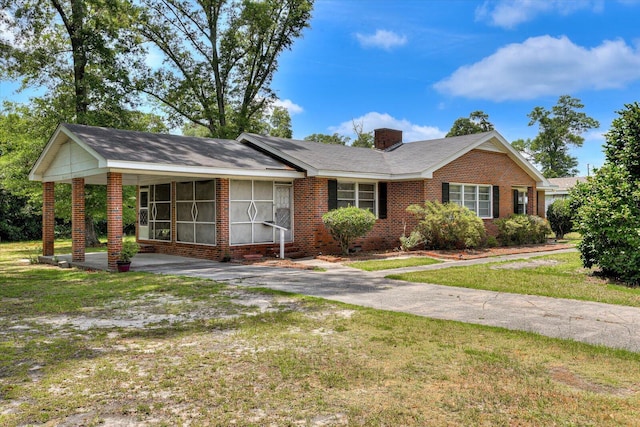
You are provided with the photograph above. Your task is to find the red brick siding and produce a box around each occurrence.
[42,182,55,256]
[137,150,541,258]
[71,178,85,262]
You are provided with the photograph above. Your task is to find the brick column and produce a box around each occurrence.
[217,178,230,256]
[71,178,86,262]
[107,172,123,271]
[42,182,55,256]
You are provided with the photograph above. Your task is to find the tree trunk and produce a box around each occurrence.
[85,216,101,247]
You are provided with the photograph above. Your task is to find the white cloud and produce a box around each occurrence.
[434,36,640,101]
[475,0,603,29]
[330,112,445,142]
[273,98,304,114]
[355,30,407,50]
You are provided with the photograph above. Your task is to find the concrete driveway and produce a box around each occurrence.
[50,249,640,352]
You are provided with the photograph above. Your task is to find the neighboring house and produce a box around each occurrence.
[545,177,588,212]
[30,124,552,270]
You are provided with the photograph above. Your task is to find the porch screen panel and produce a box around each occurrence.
[150,183,171,240]
[176,180,216,245]
[230,180,279,245]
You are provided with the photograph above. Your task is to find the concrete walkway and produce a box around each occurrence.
[44,249,640,352]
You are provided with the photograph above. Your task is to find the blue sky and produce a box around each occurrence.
[271,0,640,176]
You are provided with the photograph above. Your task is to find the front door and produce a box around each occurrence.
[274,184,293,241]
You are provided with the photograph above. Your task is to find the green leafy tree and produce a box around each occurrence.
[515,95,599,178]
[406,201,486,250]
[0,0,153,245]
[304,133,350,145]
[575,103,640,285]
[138,0,313,138]
[351,120,373,148]
[263,106,293,138]
[546,199,573,239]
[322,206,376,255]
[446,111,494,137]
[0,0,144,126]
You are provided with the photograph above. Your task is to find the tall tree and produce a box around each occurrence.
[514,95,599,178]
[0,0,144,126]
[446,110,494,137]
[263,106,293,138]
[1,0,156,245]
[138,0,313,138]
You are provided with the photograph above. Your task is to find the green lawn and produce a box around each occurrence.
[388,251,640,307]
[1,241,639,426]
[346,256,442,271]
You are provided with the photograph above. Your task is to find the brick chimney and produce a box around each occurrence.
[374,128,403,151]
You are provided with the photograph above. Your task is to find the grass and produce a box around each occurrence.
[1,240,640,425]
[346,256,442,271]
[388,251,640,307]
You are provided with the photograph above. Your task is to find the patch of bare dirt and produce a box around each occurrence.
[549,366,636,396]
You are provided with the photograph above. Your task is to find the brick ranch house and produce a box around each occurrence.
[30,124,552,270]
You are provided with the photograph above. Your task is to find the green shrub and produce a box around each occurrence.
[574,103,640,286]
[494,214,551,246]
[406,201,486,250]
[322,206,376,255]
[399,230,423,251]
[575,164,640,285]
[546,198,574,239]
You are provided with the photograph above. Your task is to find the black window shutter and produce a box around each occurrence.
[493,185,500,218]
[442,182,450,203]
[513,189,519,214]
[328,180,338,210]
[378,182,388,219]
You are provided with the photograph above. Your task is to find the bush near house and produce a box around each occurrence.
[546,198,574,239]
[494,214,551,246]
[406,201,486,250]
[322,206,376,255]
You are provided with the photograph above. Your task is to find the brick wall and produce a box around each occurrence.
[136,149,542,258]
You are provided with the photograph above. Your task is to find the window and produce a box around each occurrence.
[230,180,284,245]
[176,180,216,245]
[449,184,492,218]
[514,188,528,214]
[149,183,171,240]
[337,182,376,214]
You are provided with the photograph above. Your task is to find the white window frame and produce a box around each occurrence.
[337,181,377,215]
[449,183,492,219]
[176,180,216,246]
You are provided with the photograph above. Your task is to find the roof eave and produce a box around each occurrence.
[106,160,306,179]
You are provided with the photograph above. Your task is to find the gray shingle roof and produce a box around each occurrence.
[241,131,496,176]
[547,176,588,191]
[62,123,293,171]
